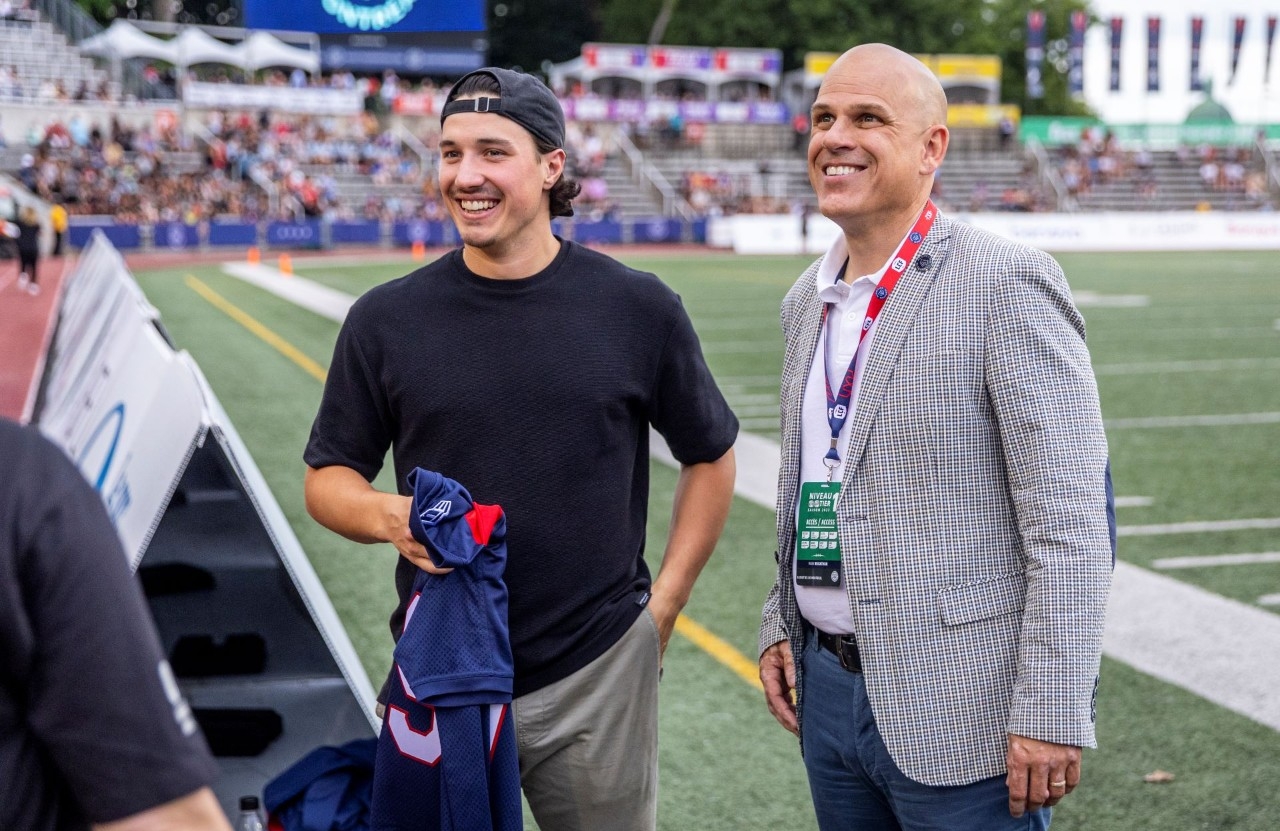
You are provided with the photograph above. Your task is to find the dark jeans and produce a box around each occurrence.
[800,636,1051,831]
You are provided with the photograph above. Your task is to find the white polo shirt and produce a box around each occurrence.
[794,234,894,636]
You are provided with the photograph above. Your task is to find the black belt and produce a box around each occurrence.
[816,630,863,672]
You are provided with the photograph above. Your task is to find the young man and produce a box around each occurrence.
[304,67,738,831]
[758,44,1113,830]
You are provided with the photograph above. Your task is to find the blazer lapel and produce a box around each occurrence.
[840,214,953,477]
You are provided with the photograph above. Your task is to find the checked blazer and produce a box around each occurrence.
[759,212,1113,788]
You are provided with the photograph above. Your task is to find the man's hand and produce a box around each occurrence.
[646,589,681,660]
[383,493,451,575]
[1006,733,1082,817]
[760,640,798,735]
[304,465,451,574]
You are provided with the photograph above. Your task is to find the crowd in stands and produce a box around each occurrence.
[0,66,113,102]
[14,116,197,222]
[6,108,448,223]
[565,123,617,219]
[1190,144,1272,206]
[1052,127,1274,210]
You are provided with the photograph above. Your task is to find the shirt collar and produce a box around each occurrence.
[813,232,891,304]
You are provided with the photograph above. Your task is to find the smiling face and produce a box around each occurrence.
[438,100,565,267]
[808,44,948,238]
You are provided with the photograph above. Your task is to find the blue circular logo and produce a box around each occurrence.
[874,287,888,299]
[322,0,417,32]
[909,232,923,243]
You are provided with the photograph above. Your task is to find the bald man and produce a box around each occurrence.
[758,44,1112,830]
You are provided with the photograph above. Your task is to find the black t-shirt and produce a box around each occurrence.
[0,419,218,831]
[305,241,738,697]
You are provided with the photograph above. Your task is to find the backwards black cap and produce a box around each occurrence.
[441,67,566,150]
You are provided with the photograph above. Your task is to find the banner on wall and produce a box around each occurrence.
[1026,11,1046,100]
[1109,17,1124,92]
[1019,117,1280,148]
[1146,17,1161,93]
[1068,10,1086,97]
[1230,16,1247,86]
[36,232,378,818]
[1268,17,1278,85]
[1190,17,1205,92]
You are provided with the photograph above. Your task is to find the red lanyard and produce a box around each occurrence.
[820,200,937,475]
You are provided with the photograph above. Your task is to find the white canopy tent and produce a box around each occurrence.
[238,31,318,74]
[172,26,245,70]
[78,19,179,63]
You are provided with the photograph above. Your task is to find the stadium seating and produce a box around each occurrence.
[0,4,1276,250]
[0,15,111,102]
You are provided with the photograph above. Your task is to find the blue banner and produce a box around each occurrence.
[1068,11,1086,97]
[208,222,258,247]
[1230,17,1247,86]
[571,220,623,245]
[1190,17,1204,92]
[267,221,323,249]
[630,217,684,244]
[1109,17,1124,92]
[69,222,141,250]
[1147,17,1161,93]
[154,222,199,249]
[391,220,450,247]
[1026,11,1046,100]
[330,220,381,245]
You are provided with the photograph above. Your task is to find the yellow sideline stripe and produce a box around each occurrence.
[675,614,763,691]
[184,272,764,694]
[184,275,328,383]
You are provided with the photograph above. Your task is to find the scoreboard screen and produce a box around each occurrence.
[244,0,487,74]
[244,0,484,35]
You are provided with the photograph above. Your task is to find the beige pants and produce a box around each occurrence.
[514,608,662,831]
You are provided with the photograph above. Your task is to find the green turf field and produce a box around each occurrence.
[133,249,1280,830]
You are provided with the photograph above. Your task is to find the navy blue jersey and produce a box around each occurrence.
[394,468,513,705]
[372,469,521,831]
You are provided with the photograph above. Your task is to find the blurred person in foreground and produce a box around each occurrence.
[304,67,737,830]
[757,44,1112,830]
[0,417,230,831]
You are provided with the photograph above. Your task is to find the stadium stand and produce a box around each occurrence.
[0,4,1276,252]
[0,10,111,103]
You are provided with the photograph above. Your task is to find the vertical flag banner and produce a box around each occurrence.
[1266,16,1277,85]
[1146,16,1161,93]
[1027,11,1046,100]
[1190,17,1204,92]
[1109,17,1124,92]
[1230,16,1246,86]
[1068,10,1086,96]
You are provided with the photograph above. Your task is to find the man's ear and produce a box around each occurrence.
[920,125,949,176]
[543,147,566,190]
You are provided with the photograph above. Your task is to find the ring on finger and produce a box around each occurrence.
[1050,780,1067,788]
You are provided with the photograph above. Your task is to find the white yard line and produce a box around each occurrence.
[1094,357,1280,376]
[1120,518,1280,536]
[222,263,356,321]
[1105,412,1280,429]
[230,263,1280,733]
[1153,552,1280,569]
[1114,496,1154,508]
[1103,566,1280,731]
[1072,290,1150,307]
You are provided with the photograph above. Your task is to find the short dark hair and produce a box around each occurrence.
[447,72,580,218]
